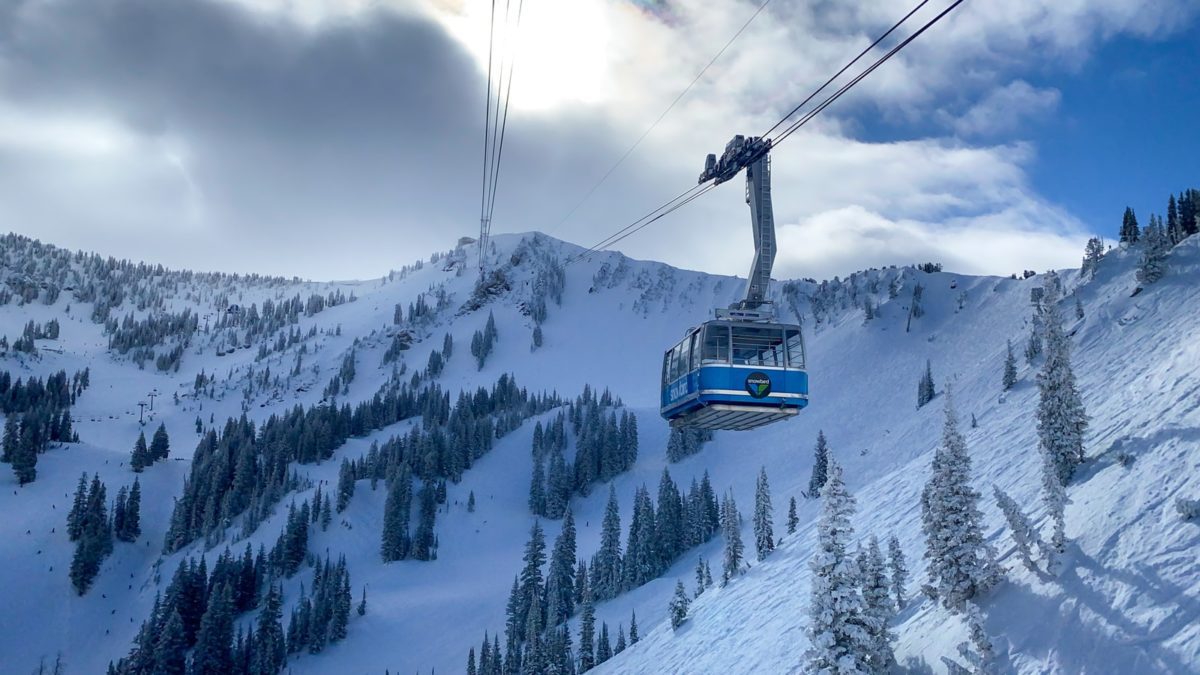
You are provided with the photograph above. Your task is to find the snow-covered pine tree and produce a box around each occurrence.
[808,430,829,498]
[150,423,170,461]
[720,490,743,585]
[694,557,706,597]
[992,485,1047,574]
[805,459,871,674]
[1040,443,1068,576]
[920,393,1002,613]
[596,622,612,664]
[917,360,936,408]
[517,521,547,639]
[787,496,799,535]
[1081,237,1105,279]
[591,485,623,601]
[859,536,896,673]
[130,431,149,473]
[887,535,907,610]
[578,590,595,672]
[529,452,547,516]
[1137,214,1169,284]
[943,601,996,675]
[1025,311,1044,365]
[545,510,576,627]
[753,467,775,561]
[629,609,639,644]
[1036,274,1088,485]
[1119,206,1140,244]
[668,580,690,629]
[1002,340,1017,391]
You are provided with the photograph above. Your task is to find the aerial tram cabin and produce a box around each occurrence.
[659,134,809,431]
[660,319,808,430]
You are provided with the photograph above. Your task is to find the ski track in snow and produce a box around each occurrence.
[0,233,1197,674]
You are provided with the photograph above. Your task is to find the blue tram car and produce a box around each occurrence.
[660,319,808,431]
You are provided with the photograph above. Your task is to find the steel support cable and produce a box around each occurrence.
[549,0,774,235]
[582,181,720,257]
[771,0,966,147]
[759,0,931,139]
[563,0,967,264]
[485,0,525,232]
[564,181,715,265]
[478,0,498,268]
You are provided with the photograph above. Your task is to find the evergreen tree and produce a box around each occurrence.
[192,583,235,675]
[787,496,799,535]
[150,422,170,460]
[592,486,623,600]
[1137,215,1170,284]
[380,463,413,562]
[11,420,37,485]
[887,535,908,610]
[1040,440,1068,577]
[1002,339,1017,391]
[1081,237,1105,279]
[517,521,547,638]
[859,537,896,673]
[578,592,595,672]
[920,394,1001,613]
[1,414,18,463]
[753,467,774,561]
[808,431,829,498]
[1036,276,1088,484]
[668,580,691,629]
[468,490,476,513]
[253,583,286,675]
[720,491,743,585]
[118,478,142,542]
[917,360,936,408]
[629,609,638,644]
[1119,206,1140,244]
[1167,193,1182,245]
[614,624,626,653]
[546,510,577,626]
[153,609,188,675]
[805,460,870,674]
[596,622,612,664]
[529,452,547,516]
[131,431,149,473]
[67,473,88,540]
[336,458,356,512]
[992,485,1048,574]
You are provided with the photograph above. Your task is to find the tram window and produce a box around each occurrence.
[662,349,673,386]
[689,331,700,370]
[731,326,785,366]
[785,329,805,368]
[702,324,730,363]
[679,336,692,377]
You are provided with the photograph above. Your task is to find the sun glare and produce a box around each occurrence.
[438,0,614,112]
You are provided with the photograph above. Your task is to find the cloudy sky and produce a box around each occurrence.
[0,0,1196,282]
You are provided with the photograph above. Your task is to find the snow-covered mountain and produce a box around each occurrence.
[0,230,1196,674]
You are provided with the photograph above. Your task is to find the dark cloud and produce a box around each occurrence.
[0,0,679,278]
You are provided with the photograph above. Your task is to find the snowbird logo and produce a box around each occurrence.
[745,372,771,398]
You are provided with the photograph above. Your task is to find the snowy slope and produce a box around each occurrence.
[595,240,1200,674]
[0,232,1197,674]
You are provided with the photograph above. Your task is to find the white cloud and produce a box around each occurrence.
[949,81,1061,137]
[0,0,1194,281]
